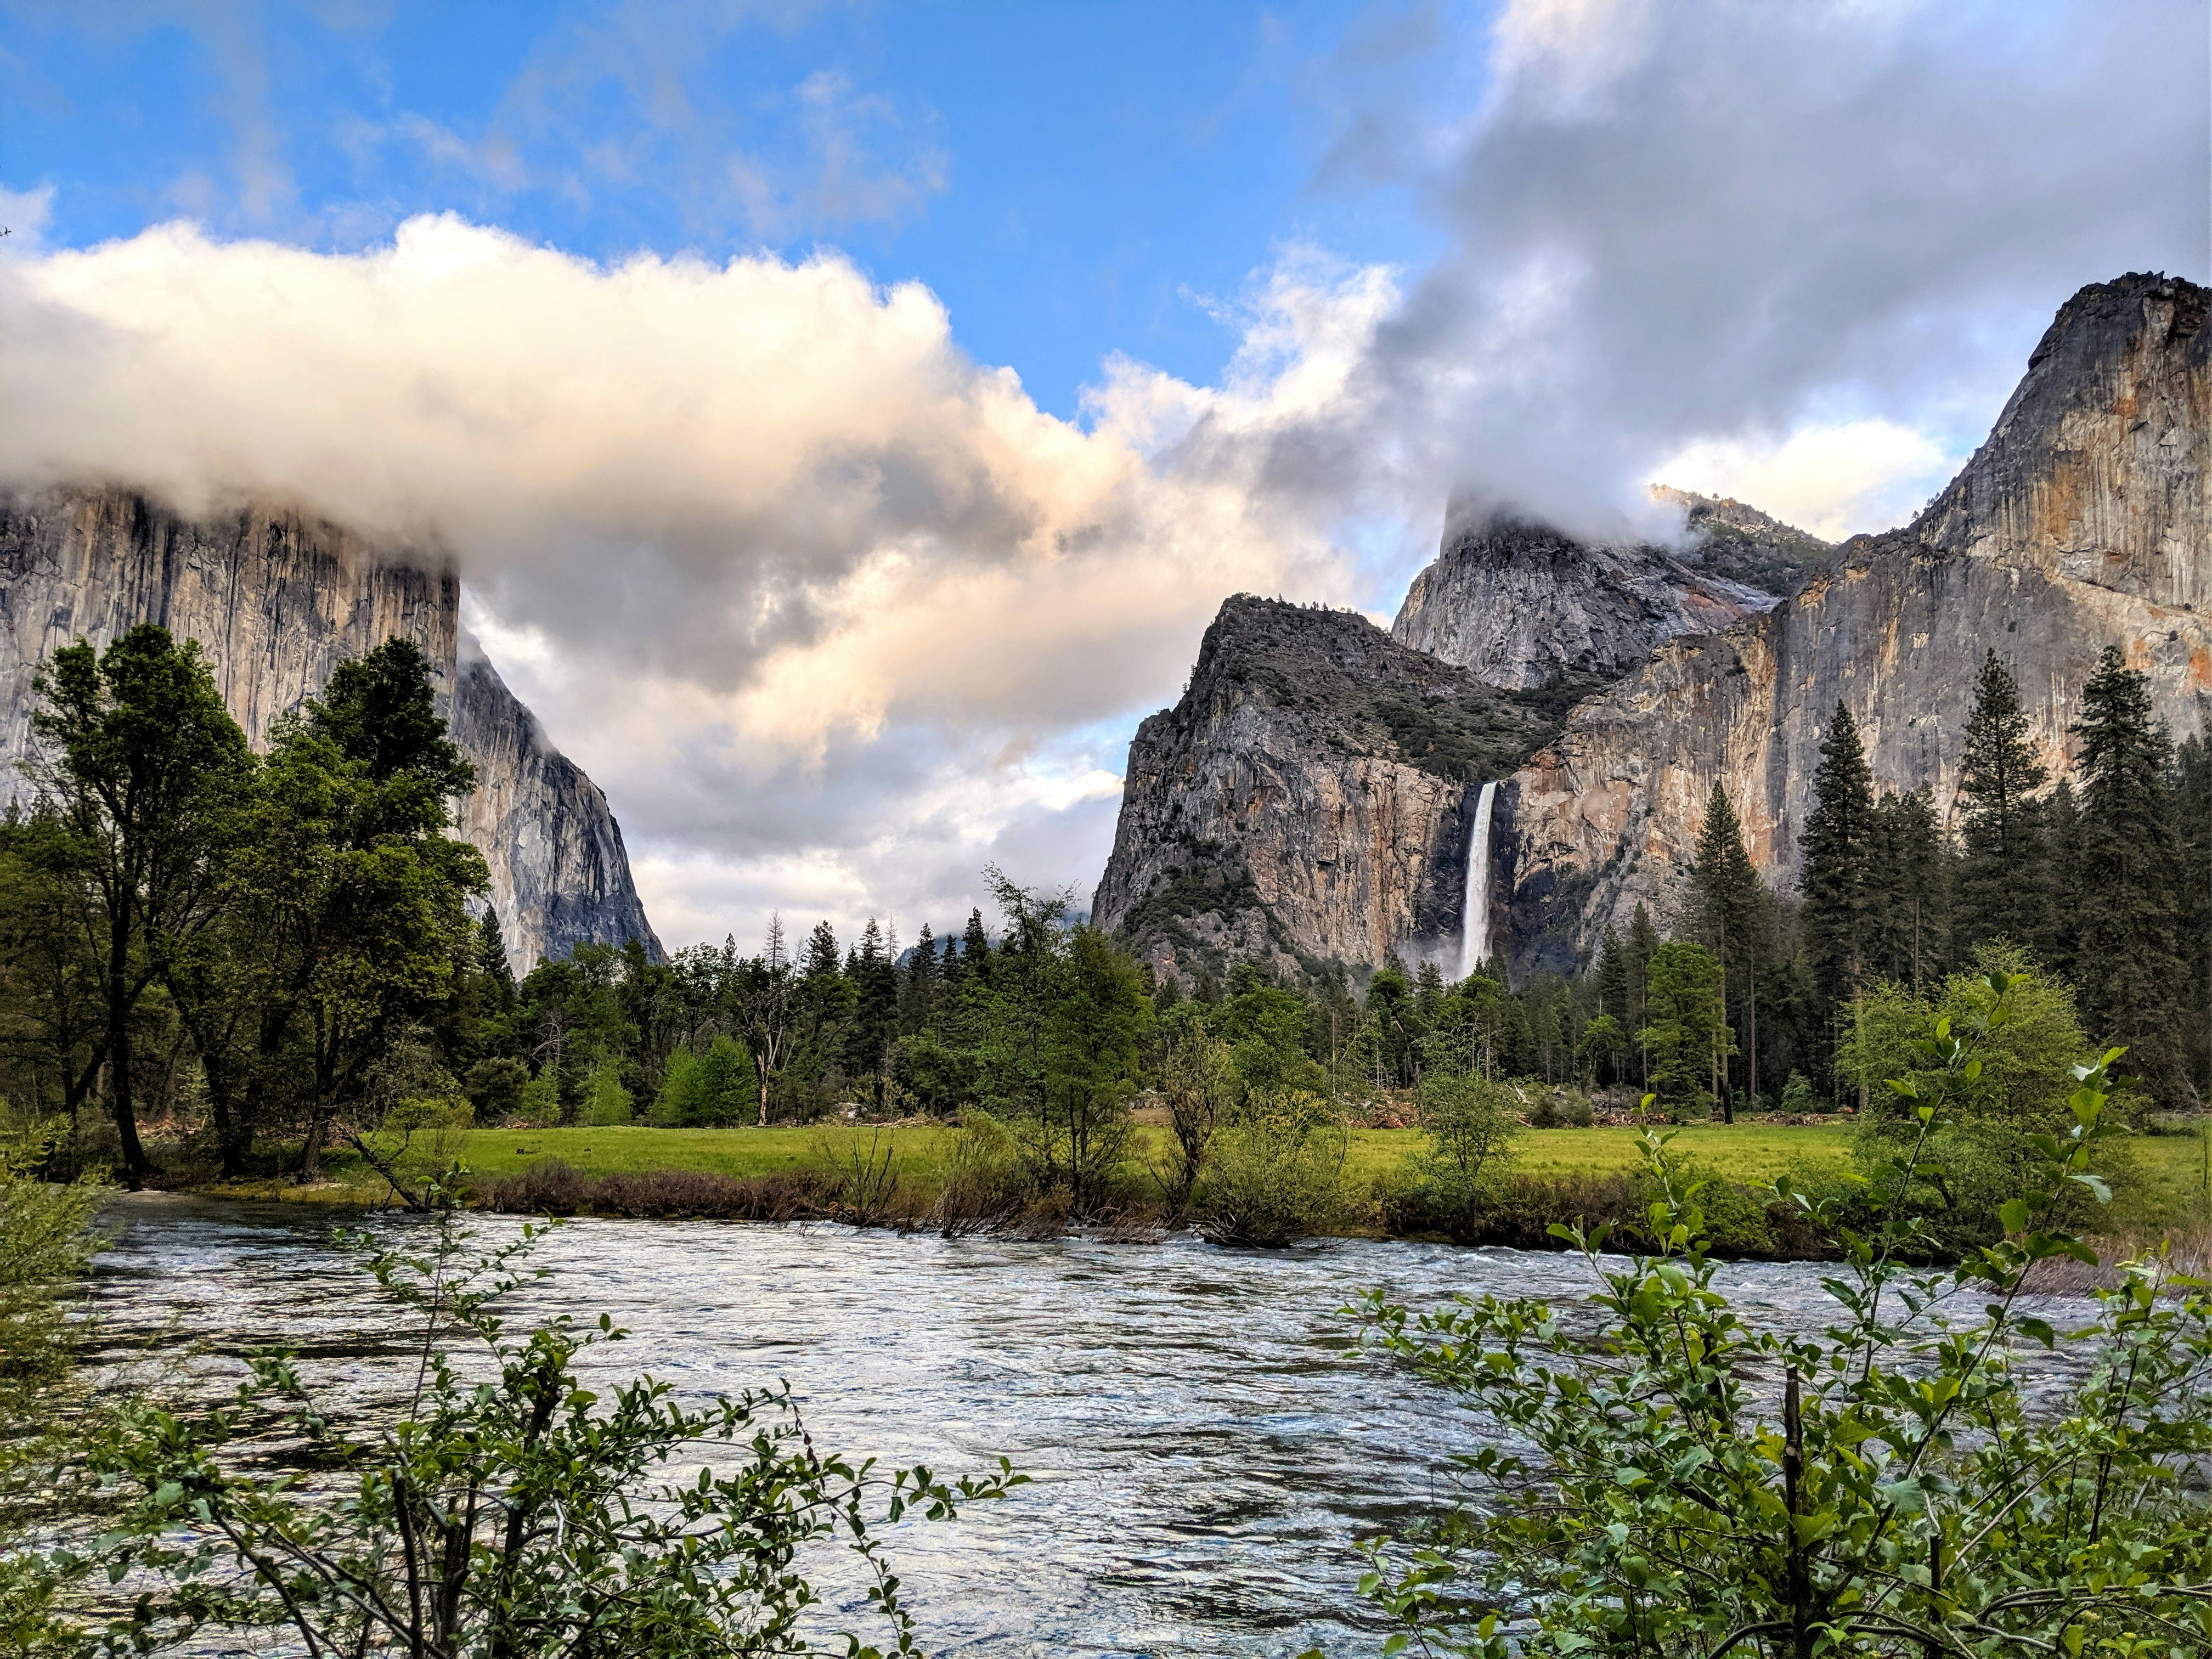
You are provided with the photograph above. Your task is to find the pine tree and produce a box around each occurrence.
[1866,789,1949,991]
[2039,777,2084,984]
[1596,928,1630,1025]
[961,907,991,984]
[1955,651,2049,953]
[2072,646,2189,1101]
[1690,782,1764,1117]
[2173,734,2212,1100]
[477,908,516,1010]
[906,921,939,1026]
[803,921,841,981]
[1801,703,1878,1002]
[1627,904,1660,1090]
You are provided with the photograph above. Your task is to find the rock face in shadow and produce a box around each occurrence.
[0,486,661,970]
[1389,511,1809,690]
[449,633,662,967]
[1089,597,1576,983]
[1503,272,2210,969]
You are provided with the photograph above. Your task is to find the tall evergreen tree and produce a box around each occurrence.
[2040,777,2084,984]
[803,921,841,981]
[1954,651,2049,953]
[477,909,516,1010]
[1690,782,1764,1118]
[2071,646,2190,1100]
[1595,928,1630,1025]
[960,907,991,980]
[1801,703,1878,1003]
[1866,788,1949,991]
[2173,733,2212,1099]
[1626,904,1660,1089]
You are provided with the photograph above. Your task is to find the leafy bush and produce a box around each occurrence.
[19,1204,1020,1656]
[1525,1083,1595,1128]
[1412,1072,1522,1239]
[1346,975,2212,1658]
[1147,1026,1238,1215]
[1779,1069,1821,1115]
[1197,1089,1346,1247]
[0,1118,103,1386]
[933,1109,1027,1232]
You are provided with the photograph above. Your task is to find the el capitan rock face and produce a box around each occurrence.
[0,486,661,969]
[1098,272,2209,980]
[1503,272,2210,968]
[1090,597,1573,982]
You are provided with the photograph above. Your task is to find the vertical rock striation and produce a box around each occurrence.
[0,484,661,969]
[1503,272,2210,969]
[450,633,662,967]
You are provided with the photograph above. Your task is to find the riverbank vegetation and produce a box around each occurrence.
[1347,979,2212,1659]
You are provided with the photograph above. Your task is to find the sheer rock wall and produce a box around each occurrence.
[1502,272,2210,970]
[0,486,661,969]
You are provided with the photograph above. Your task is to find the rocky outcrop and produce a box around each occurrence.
[450,634,661,966]
[1090,598,1570,982]
[0,485,660,969]
[1503,272,2210,969]
[1390,514,1791,690]
[1650,487,1836,595]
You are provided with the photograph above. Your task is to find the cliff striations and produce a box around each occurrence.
[450,633,662,966]
[0,486,661,969]
[1504,272,2210,968]
[1090,597,1580,983]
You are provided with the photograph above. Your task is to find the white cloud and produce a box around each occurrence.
[1653,418,1957,541]
[0,213,1393,945]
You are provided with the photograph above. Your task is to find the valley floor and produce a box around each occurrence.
[217,1120,2211,1238]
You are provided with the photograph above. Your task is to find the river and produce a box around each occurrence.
[81,1195,2055,1658]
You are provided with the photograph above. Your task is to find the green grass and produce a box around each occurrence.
[272,1118,2212,1234]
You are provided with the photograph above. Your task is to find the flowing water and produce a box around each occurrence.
[1458,781,1497,979]
[82,1197,2087,1658]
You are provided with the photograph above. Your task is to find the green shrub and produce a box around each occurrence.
[1197,1090,1345,1247]
[1347,974,2212,1659]
[1525,1084,1595,1128]
[581,1059,633,1126]
[20,1206,1019,1656]
[1412,1073,1523,1239]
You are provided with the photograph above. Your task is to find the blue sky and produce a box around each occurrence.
[4,1,2204,949]
[4,1,1462,421]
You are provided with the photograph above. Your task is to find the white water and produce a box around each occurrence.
[1458,780,1497,979]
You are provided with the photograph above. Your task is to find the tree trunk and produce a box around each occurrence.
[107,900,148,1186]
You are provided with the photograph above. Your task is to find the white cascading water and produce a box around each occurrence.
[1458,780,1498,980]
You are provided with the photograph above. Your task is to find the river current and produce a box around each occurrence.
[81,1196,2065,1658]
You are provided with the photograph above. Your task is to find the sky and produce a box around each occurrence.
[1,0,2206,956]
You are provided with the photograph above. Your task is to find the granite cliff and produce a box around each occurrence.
[1504,271,2209,967]
[0,486,661,968]
[1097,272,2207,981]
[1089,597,1579,982]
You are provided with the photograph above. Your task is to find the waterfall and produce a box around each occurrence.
[1458,781,1498,980]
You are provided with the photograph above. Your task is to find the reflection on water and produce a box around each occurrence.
[82,1196,2068,1657]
